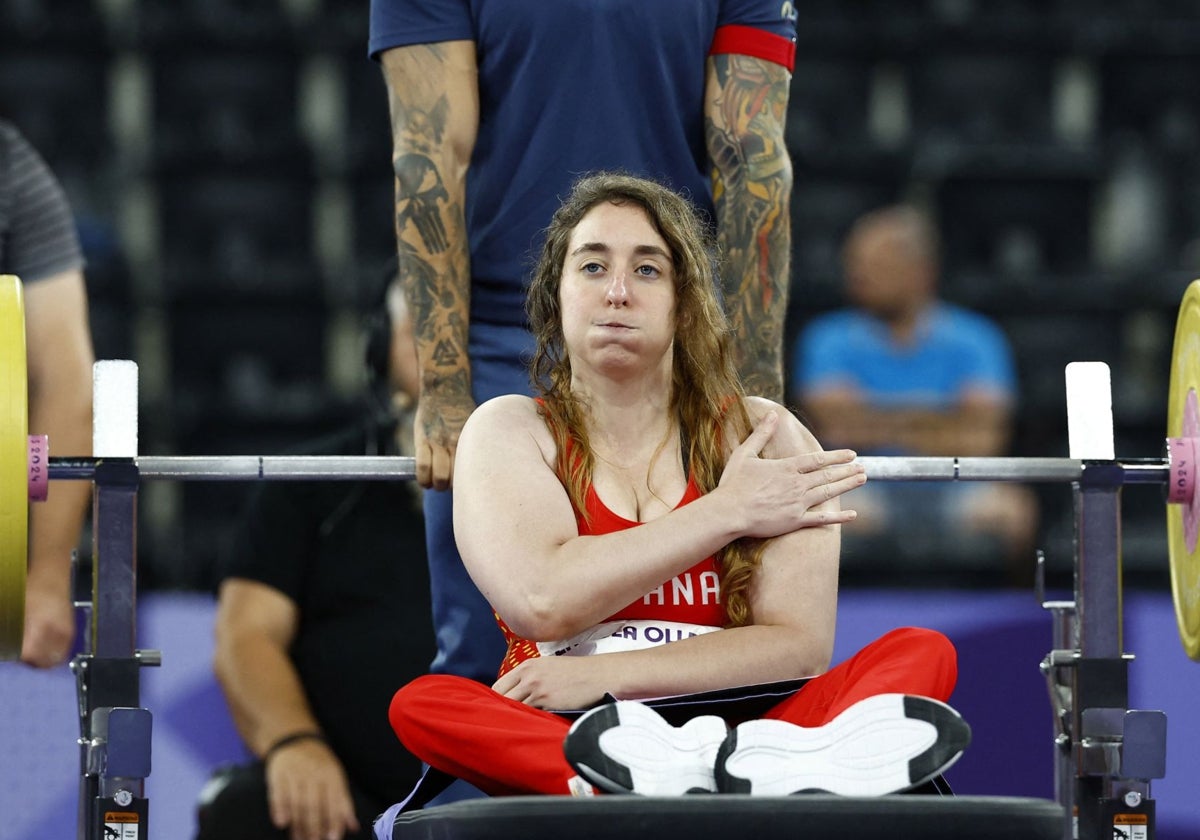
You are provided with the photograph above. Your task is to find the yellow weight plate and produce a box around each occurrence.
[0,275,28,660]
[1167,279,1200,662]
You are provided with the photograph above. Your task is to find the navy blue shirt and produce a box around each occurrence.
[370,0,796,326]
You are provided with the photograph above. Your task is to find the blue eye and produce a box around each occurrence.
[636,265,660,277]
[582,262,604,274]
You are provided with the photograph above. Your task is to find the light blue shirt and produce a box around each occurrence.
[793,302,1017,411]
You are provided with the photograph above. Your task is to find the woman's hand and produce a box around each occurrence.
[492,656,612,711]
[718,410,865,538]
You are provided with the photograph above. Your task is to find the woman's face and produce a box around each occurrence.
[558,201,677,379]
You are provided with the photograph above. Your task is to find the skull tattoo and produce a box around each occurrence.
[396,154,450,254]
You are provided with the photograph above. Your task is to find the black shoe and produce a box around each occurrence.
[715,694,971,796]
[563,701,728,795]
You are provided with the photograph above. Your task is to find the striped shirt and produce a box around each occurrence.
[0,119,83,284]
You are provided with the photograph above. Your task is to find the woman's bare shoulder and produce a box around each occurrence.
[470,393,540,422]
[461,394,555,456]
[743,395,823,454]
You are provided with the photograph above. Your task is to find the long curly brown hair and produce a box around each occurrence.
[525,172,766,627]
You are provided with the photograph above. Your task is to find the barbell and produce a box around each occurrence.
[3,273,1200,663]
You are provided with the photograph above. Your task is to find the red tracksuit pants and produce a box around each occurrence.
[389,626,957,797]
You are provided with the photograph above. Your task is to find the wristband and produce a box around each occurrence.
[263,731,326,764]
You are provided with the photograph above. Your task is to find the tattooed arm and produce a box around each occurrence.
[380,42,479,489]
[704,54,793,403]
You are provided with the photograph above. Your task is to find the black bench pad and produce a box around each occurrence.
[391,794,1065,840]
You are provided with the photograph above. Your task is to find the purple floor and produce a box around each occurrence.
[1,588,1196,840]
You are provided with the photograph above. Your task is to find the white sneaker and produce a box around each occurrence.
[716,694,971,796]
[563,701,728,795]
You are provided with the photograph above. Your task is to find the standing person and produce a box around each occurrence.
[790,205,1038,583]
[197,282,432,840]
[375,174,969,833]
[0,118,95,668]
[370,0,798,686]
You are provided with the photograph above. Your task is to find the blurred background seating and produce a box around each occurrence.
[3,2,1200,838]
[0,0,1193,602]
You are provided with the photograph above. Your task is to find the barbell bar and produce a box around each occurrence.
[34,455,1149,483]
[4,273,1200,662]
[48,456,418,481]
[26,454,1174,486]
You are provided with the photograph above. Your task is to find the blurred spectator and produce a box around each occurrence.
[196,280,432,840]
[790,205,1038,585]
[0,117,95,667]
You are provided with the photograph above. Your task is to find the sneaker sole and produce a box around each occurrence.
[564,701,727,796]
[716,694,971,797]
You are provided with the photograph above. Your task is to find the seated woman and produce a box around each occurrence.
[382,172,970,812]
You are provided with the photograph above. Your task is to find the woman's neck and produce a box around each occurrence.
[592,395,669,449]
[585,397,684,520]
